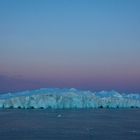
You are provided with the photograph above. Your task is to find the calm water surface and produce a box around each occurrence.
[0,109,140,140]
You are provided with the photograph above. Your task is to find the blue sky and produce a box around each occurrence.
[0,0,140,93]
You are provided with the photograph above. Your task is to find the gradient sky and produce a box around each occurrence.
[0,0,140,93]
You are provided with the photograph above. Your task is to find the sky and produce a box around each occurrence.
[0,0,140,93]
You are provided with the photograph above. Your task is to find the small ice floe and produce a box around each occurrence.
[57,114,62,118]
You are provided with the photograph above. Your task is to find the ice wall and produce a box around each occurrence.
[0,88,140,109]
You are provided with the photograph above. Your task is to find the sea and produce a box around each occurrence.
[0,109,140,140]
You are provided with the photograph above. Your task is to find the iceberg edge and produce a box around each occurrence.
[0,88,140,109]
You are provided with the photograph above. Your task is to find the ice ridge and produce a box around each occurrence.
[0,88,140,109]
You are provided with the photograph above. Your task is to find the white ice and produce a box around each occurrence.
[0,88,140,109]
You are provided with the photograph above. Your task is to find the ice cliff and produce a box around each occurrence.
[0,88,140,109]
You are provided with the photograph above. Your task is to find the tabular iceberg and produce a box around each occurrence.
[0,88,140,109]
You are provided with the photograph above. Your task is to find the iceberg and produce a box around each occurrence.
[0,88,140,109]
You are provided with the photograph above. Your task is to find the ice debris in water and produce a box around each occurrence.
[0,88,140,109]
[57,114,62,117]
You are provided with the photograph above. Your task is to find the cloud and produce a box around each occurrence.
[0,75,46,94]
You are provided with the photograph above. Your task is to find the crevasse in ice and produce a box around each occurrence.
[0,88,140,109]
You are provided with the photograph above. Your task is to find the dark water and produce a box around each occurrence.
[0,109,140,140]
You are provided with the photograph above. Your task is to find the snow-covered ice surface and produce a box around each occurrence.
[0,88,140,109]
